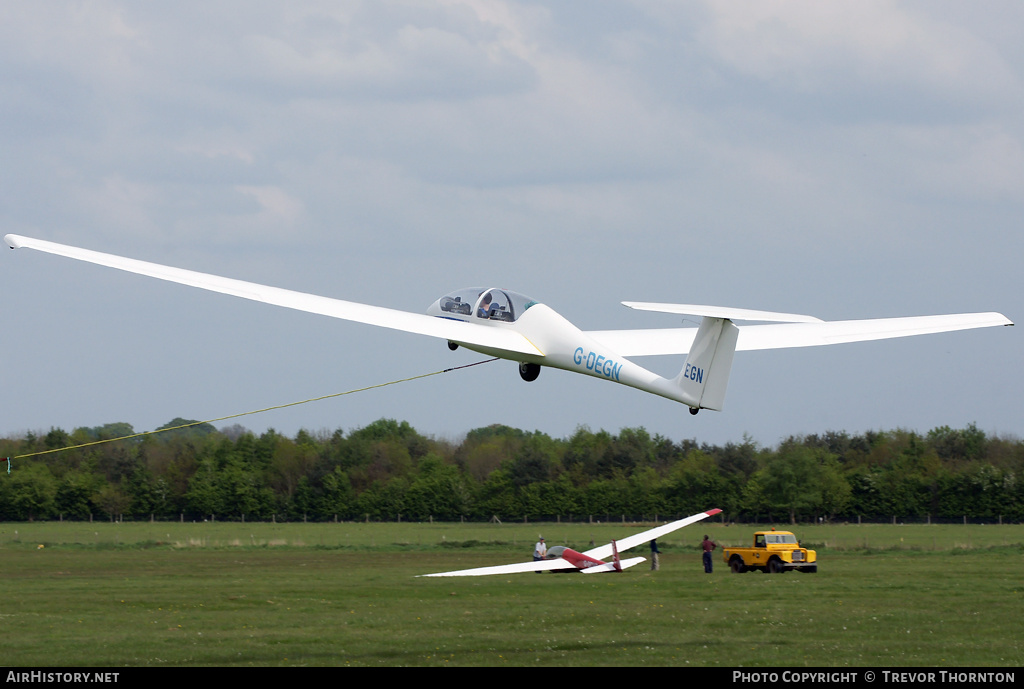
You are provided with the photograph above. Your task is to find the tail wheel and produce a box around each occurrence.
[519,362,541,382]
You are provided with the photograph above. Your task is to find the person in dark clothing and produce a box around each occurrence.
[701,534,717,573]
[649,539,661,571]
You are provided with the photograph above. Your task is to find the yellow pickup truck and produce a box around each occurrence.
[722,530,817,574]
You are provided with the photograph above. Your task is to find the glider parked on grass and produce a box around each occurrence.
[4,234,1012,414]
[420,509,723,577]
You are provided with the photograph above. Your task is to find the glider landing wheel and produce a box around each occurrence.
[519,362,541,382]
[447,341,459,351]
[689,407,699,416]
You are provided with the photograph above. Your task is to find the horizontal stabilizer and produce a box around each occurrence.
[622,302,823,323]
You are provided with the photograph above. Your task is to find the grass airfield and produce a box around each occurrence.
[1,521,1021,667]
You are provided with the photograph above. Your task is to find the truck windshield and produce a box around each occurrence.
[766,534,798,544]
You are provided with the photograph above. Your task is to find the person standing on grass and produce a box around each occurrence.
[533,537,546,572]
[701,534,717,573]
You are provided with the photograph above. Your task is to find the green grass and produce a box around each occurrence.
[1,522,1022,667]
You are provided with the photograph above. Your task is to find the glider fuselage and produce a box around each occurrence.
[426,287,692,405]
[542,545,608,571]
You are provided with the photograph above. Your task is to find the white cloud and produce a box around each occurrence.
[696,0,1018,102]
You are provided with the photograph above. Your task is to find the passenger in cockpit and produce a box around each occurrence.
[477,292,493,318]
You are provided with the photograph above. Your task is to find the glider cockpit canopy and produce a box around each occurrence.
[428,287,539,324]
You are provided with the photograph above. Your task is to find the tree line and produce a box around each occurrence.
[1,418,1021,523]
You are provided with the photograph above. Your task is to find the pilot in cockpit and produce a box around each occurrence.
[477,292,493,318]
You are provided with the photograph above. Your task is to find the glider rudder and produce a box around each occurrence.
[675,317,739,412]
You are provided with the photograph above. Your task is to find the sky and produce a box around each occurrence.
[1,1,1020,449]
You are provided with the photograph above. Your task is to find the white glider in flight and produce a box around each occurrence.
[4,234,1012,414]
[419,508,722,577]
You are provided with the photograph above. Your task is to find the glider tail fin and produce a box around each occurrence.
[611,539,622,572]
[676,317,739,412]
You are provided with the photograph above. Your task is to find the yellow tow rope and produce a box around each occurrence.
[4,358,498,464]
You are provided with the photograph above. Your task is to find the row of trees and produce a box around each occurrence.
[1,418,1022,523]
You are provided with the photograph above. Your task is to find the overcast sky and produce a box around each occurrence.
[2,1,1020,449]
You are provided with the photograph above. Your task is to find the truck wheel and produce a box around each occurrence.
[729,556,747,574]
[768,558,785,574]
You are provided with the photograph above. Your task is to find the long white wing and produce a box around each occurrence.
[5,234,542,357]
[587,313,1012,358]
[735,314,1014,350]
[583,508,722,561]
[585,328,698,357]
[418,557,576,578]
[580,557,646,573]
[9,234,1009,359]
